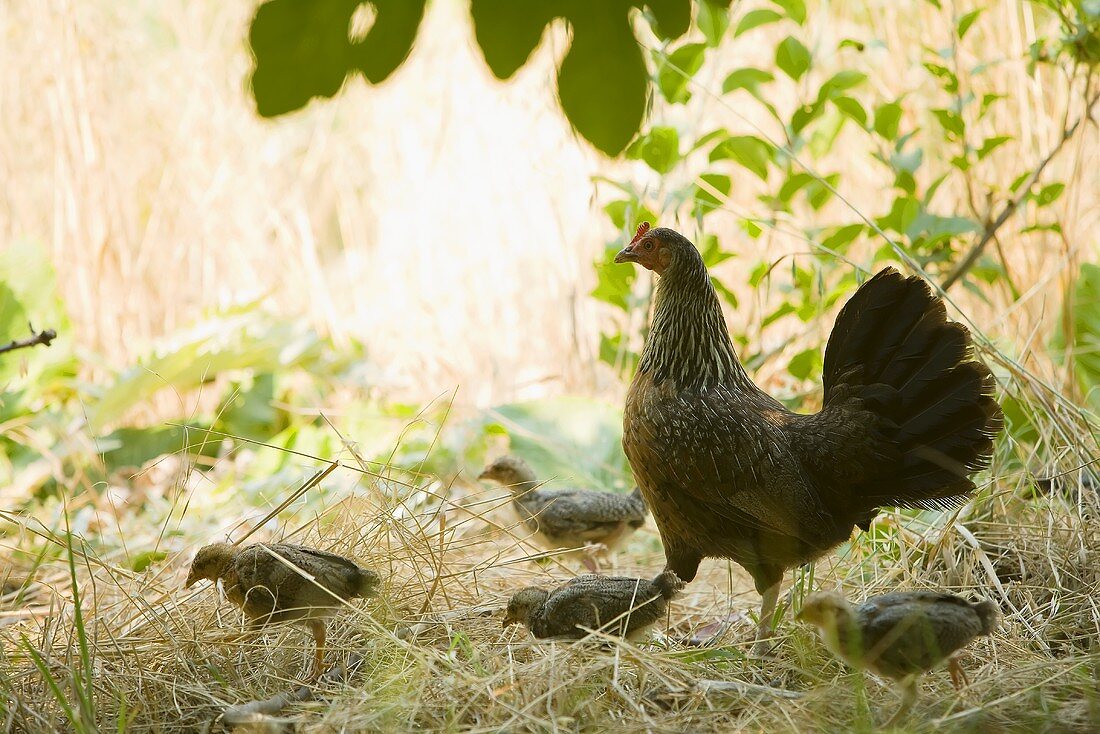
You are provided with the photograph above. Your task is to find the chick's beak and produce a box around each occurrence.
[614,246,639,264]
[184,570,199,589]
[502,613,518,629]
[477,469,491,481]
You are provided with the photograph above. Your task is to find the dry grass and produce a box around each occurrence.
[1,449,1098,733]
[2,0,1100,732]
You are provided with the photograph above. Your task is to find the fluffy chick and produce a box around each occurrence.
[479,455,647,570]
[798,590,998,726]
[504,570,682,641]
[186,542,379,679]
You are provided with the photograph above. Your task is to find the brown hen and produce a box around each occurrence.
[615,224,1002,652]
[186,542,379,679]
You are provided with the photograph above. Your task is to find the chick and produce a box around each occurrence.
[185,542,379,679]
[478,455,647,570]
[798,591,998,726]
[503,569,682,641]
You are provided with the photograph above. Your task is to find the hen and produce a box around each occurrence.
[479,455,648,570]
[798,591,998,724]
[615,224,1002,651]
[185,542,379,679]
[503,569,682,640]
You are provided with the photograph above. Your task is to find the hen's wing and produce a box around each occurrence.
[854,592,987,677]
[233,544,371,624]
[625,377,834,544]
[527,489,646,540]
[531,577,663,638]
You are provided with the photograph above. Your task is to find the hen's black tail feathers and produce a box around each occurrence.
[823,268,1003,510]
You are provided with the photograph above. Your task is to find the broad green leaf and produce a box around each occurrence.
[591,255,637,310]
[470,397,632,489]
[820,224,863,252]
[735,9,781,37]
[627,126,681,173]
[873,102,903,139]
[658,42,706,103]
[778,172,814,202]
[1035,182,1065,207]
[470,0,556,78]
[775,36,811,80]
[697,0,731,46]
[771,0,807,24]
[788,346,820,380]
[832,96,867,127]
[129,551,168,573]
[1052,263,1100,405]
[976,135,1011,160]
[957,9,982,39]
[722,68,774,96]
[931,108,965,140]
[709,135,773,180]
[250,0,427,116]
[820,70,866,97]
[645,0,694,40]
[559,5,649,154]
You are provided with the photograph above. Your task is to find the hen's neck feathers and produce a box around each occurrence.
[638,251,753,391]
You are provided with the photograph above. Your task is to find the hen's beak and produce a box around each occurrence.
[614,246,639,264]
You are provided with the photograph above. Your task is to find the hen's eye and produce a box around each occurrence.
[644,241,653,251]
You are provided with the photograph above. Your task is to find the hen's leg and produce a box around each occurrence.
[751,581,781,657]
[947,654,970,689]
[884,676,918,728]
[580,543,606,573]
[308,619,326,681]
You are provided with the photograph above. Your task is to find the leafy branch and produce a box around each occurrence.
[943,87,1100,290]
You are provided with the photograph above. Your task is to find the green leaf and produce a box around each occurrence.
[657,42,707,103]
[558,5,649,154]
[805,173,840,210]
[722,67,774,96]
[470,0,556,78]
[627,126,681,173]
[711,277,740,307]
[700,234,735,268]
[771,0,807,24]
[775,36,811,80]
[778,172,814,202]
[931,108,965,140]
[1035,182,1065,207]
[820,70,866,97]
[697,0,730,46]
[709,135,773,179]
[470,397,632,489]
[250,0,428,117]
[922,62,959,93]
[1052,263,1100,404]
[129,551,168,573]
[832,96,867,127]
[956,9,982,39]
[820,224,863,252]
[976,135,1011,160]
[788,346,820,380]
[645,0,694,40]
[873,102,903,139]
[734,9,782,37]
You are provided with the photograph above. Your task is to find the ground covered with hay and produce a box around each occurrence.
[2,434,1097,733]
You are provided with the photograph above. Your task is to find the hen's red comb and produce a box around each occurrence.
[629,221,651,245]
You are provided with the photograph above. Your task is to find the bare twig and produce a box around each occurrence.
[942,89,1100,291]
[0,325,57,356]
[220,653,365,729]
